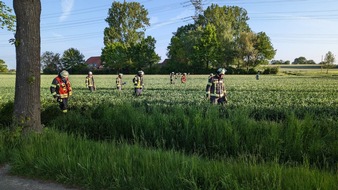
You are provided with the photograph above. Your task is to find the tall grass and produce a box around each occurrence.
[48,102,338,171]
[9,129,338,190]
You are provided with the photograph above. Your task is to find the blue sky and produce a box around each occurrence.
[1,0,337,69]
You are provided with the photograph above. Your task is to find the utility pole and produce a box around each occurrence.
[191,0,204,22]
[182,0,205,22]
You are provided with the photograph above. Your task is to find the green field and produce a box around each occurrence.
[0,74,337,189]
[270,64,338,74]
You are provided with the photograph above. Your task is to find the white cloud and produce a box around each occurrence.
[59,0,75,22]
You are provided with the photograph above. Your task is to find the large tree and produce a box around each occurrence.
[103,1,149,47]
[130,36,160,70]
[322,51,336,74]
[292,56,307,64]
[41,51,61,74]
[167,24,197,72]
[0,58,8,72]
[197,4,251,65]
[191,24,218,72]
[101,42,129,72]
[13,0,42,133]
[237,31,257,70]
[102,1,159,72]
[60,48,85,70]
[167,4,275,72]
[254,32,276,65]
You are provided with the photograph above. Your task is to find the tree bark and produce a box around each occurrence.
[13,0,42,133]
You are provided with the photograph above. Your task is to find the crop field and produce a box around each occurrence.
[0,73,337,189]
[2,73,338,119]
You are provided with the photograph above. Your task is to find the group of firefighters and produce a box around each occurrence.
[170,72,187,84]
[50,68,227,113]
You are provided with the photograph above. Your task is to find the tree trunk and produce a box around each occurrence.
[13,0,42,134]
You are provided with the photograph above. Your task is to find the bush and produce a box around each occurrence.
[262,66,279,74]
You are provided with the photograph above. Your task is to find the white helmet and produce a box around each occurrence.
[88,71,93,75]
[60,70,69,78]
[216,68,227,75]
[138,70,144,76]
[118,73,123,76]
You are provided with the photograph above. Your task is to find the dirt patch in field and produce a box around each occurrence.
[0,164,79,190]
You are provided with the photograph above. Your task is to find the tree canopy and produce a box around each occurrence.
[167,4,275,73]
[322,51,336,74]
[0,1,16,31]
[103,1,149,47]
[101,1,159,73]
[61,48,85,70]
[41,51,61,74]
[0,58,8,72]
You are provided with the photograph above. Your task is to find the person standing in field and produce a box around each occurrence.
[85,71,96,92]
[116,73,126,91]
[256,71,260,80]
[170,72,175,84]
[133,70,144,96]
[205,68,227,105]
[50,70,73,113]
[181,73,187,83]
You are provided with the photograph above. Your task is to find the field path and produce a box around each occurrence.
[0,164,78,190]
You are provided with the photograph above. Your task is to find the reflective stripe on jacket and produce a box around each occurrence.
[205,76,226,98]
[133,75,143,89]
[85,76,95,87]
[116,77,122,87]
[50,76,72,98]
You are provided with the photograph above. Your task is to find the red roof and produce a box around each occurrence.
[85,56,103,69]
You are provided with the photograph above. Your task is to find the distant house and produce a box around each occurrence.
[85,56,103,69]
[158,59,169,67]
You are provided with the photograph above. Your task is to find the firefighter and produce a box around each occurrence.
[208,73,214,79]
[205,68,227,105]
[256,71,260,80]
[50,70,73,113]
[116,73,126,91]
[133,70,144,96]
[181,73,187,83]
[170,72,175,84]
[85,71,96,92]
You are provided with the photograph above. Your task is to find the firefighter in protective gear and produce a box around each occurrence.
[50,70,72,113]
[181,73,187,83]
[116,73,126,91]
[205,68,227,105]
[85,71,96,92]
[133,70,144,96]
[170,72,175,84]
